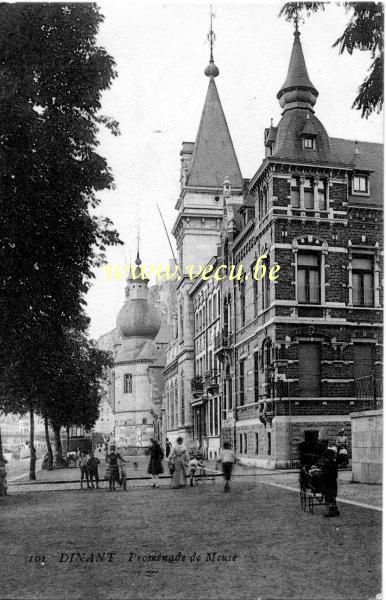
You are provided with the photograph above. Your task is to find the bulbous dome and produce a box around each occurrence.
[117,299,161,339]
[205,60,219,78]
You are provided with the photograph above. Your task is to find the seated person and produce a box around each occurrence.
[189,455,205,487]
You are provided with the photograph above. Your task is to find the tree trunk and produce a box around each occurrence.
[66,425,70,454]
[0,428,7,496]
[53,424,63,459]
[44,417,54,470]
[29,407,36,480]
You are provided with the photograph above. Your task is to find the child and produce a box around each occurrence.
[77,451,90,489]
[188,455,205,487]
[87,452,100,489]
[217,442,238,493]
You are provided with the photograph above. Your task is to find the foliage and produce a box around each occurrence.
[279,2,384,117]
[0,4,121,476]
[41,330,113,436]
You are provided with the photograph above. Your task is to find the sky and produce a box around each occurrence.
[86,1,383,340]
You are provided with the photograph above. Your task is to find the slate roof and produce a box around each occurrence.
[187,78,243,189]
[277,31,318,99]
[330,137,383,207]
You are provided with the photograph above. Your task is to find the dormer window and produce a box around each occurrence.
[303,136,315,150]
[352,175,369,195]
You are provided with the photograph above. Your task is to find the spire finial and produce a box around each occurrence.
[135,219,141,265]
[205,5,219,78]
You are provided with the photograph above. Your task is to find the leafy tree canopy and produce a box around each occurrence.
[279,2,384,117]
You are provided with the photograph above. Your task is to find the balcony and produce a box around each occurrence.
[214,331,233,359]
[191,376,203,398]
[204,369,220,396]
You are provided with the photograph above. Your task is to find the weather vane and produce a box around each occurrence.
[207,5,216,62]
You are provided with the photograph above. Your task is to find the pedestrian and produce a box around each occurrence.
[169,437,189,488]
[217,442,238,493]
[105,445,123,492]
[147,439,164,488]
[78,451,90,489]
[165,438,172,458]
[322,448,340,518]
[87,451,100,489]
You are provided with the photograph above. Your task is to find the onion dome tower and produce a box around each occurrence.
[116,252,161,341]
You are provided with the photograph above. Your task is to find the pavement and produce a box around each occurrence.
[6,454,382,510]
[0,474,382,600]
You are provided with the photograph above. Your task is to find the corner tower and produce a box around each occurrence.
[172,18,243,271]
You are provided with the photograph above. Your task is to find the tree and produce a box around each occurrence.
[40,331,113,465]
[279,2,384,117]
[0,4,121,478]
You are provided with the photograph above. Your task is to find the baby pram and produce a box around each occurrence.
[299,465,326,513]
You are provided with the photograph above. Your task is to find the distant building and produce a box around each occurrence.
[97,253,173,448]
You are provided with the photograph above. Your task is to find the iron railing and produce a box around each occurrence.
[354,375,382,410]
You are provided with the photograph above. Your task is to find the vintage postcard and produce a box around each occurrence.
[0,2,383,599]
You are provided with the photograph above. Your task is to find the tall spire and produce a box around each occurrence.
[186,8,242,189]
[277,20,318,113]
[187,79,242,188]
[204,6,219,78]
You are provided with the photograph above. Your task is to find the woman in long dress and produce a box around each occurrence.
[147,439,164,488]
[170,437,189,488]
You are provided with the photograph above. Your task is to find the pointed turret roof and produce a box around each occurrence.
[277,28,318,113]
[187,78,243,188]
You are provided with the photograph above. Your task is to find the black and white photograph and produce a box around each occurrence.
[0,2,383,599]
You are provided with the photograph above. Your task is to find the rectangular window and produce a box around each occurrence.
[239,433,243,454]
[353,343,375,379]
[298,343,321,397]
[244,433,248,454]
[123,373,132,394]
[303,137,315,149]
[262,256,270,309]
[253,277,258,317]
[297,253,320,304]
[254,352,259,403]
[304,178,314,209]
[214,397,219,436]
[239,360,245,406]
[318,180,326,210]
[353,175,368,193]
[240,281,246,327]
[352,256,374,306]
[255,433,259,455]
[291,178,300,208]
[267,432,271,456]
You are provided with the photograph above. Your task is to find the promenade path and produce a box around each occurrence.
[1,456,382,600]
[7,455,382,509]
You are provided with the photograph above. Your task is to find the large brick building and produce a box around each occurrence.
[163,24,383,466]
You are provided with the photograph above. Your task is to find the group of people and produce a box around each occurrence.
[148,437,238,492]
[76,445,129,491]
[76,450,101,489]
[75,438,239,493]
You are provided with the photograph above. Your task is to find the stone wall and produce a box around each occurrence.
[350,409,382,484]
